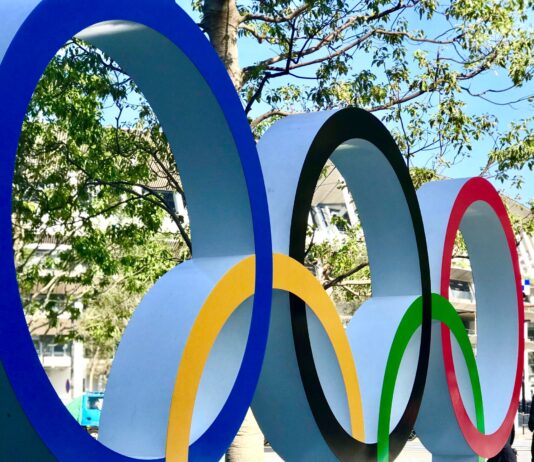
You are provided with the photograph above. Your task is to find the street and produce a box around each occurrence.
[263,432,534,461]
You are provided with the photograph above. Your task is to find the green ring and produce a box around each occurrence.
[377,294,484,462]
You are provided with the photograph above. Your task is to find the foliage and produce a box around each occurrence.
[306,220,371,314]
[13,41,190,343]
[200,0,532,184]
[77,286,140,361]
[485,118,534,190]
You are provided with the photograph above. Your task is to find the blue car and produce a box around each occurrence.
[67,391,104,437]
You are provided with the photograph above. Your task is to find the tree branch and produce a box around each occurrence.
[250,109,296,128]
[370,58,495,112]
[243,1,411,73]
[374,28,461,44]
[241,4,309,24]
[323,261,369,290]
[88,178,193,251]
[62,147,192,250]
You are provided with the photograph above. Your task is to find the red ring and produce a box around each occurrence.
[440,177,524,457]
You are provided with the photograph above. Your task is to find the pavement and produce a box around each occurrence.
[263,430,534,461]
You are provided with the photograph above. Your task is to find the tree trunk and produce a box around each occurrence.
[225,408,264,462]
[201,0,242,89]
[202,4,261,460]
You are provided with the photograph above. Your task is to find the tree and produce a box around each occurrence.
[200,0,532,172]
[13,40,190,344]
[197,0,533,314]
[201,0,534,308]
[77,286,142,390]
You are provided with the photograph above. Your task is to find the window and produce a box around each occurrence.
[158,190,176,213]
[450,279,473,302]
[33,338,41,355]
[39,336,71,357]
[461,318,475,335]
[87,397,103,410]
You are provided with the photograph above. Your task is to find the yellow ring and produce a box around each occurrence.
[165,253,365,461]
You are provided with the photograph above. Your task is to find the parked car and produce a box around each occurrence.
[67,391,104,437]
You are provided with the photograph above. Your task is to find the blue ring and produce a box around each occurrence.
[0,1,273,460]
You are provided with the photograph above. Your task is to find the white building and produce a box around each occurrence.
[31,330,85,403]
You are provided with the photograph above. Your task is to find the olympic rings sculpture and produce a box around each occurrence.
[0,1,524,462]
